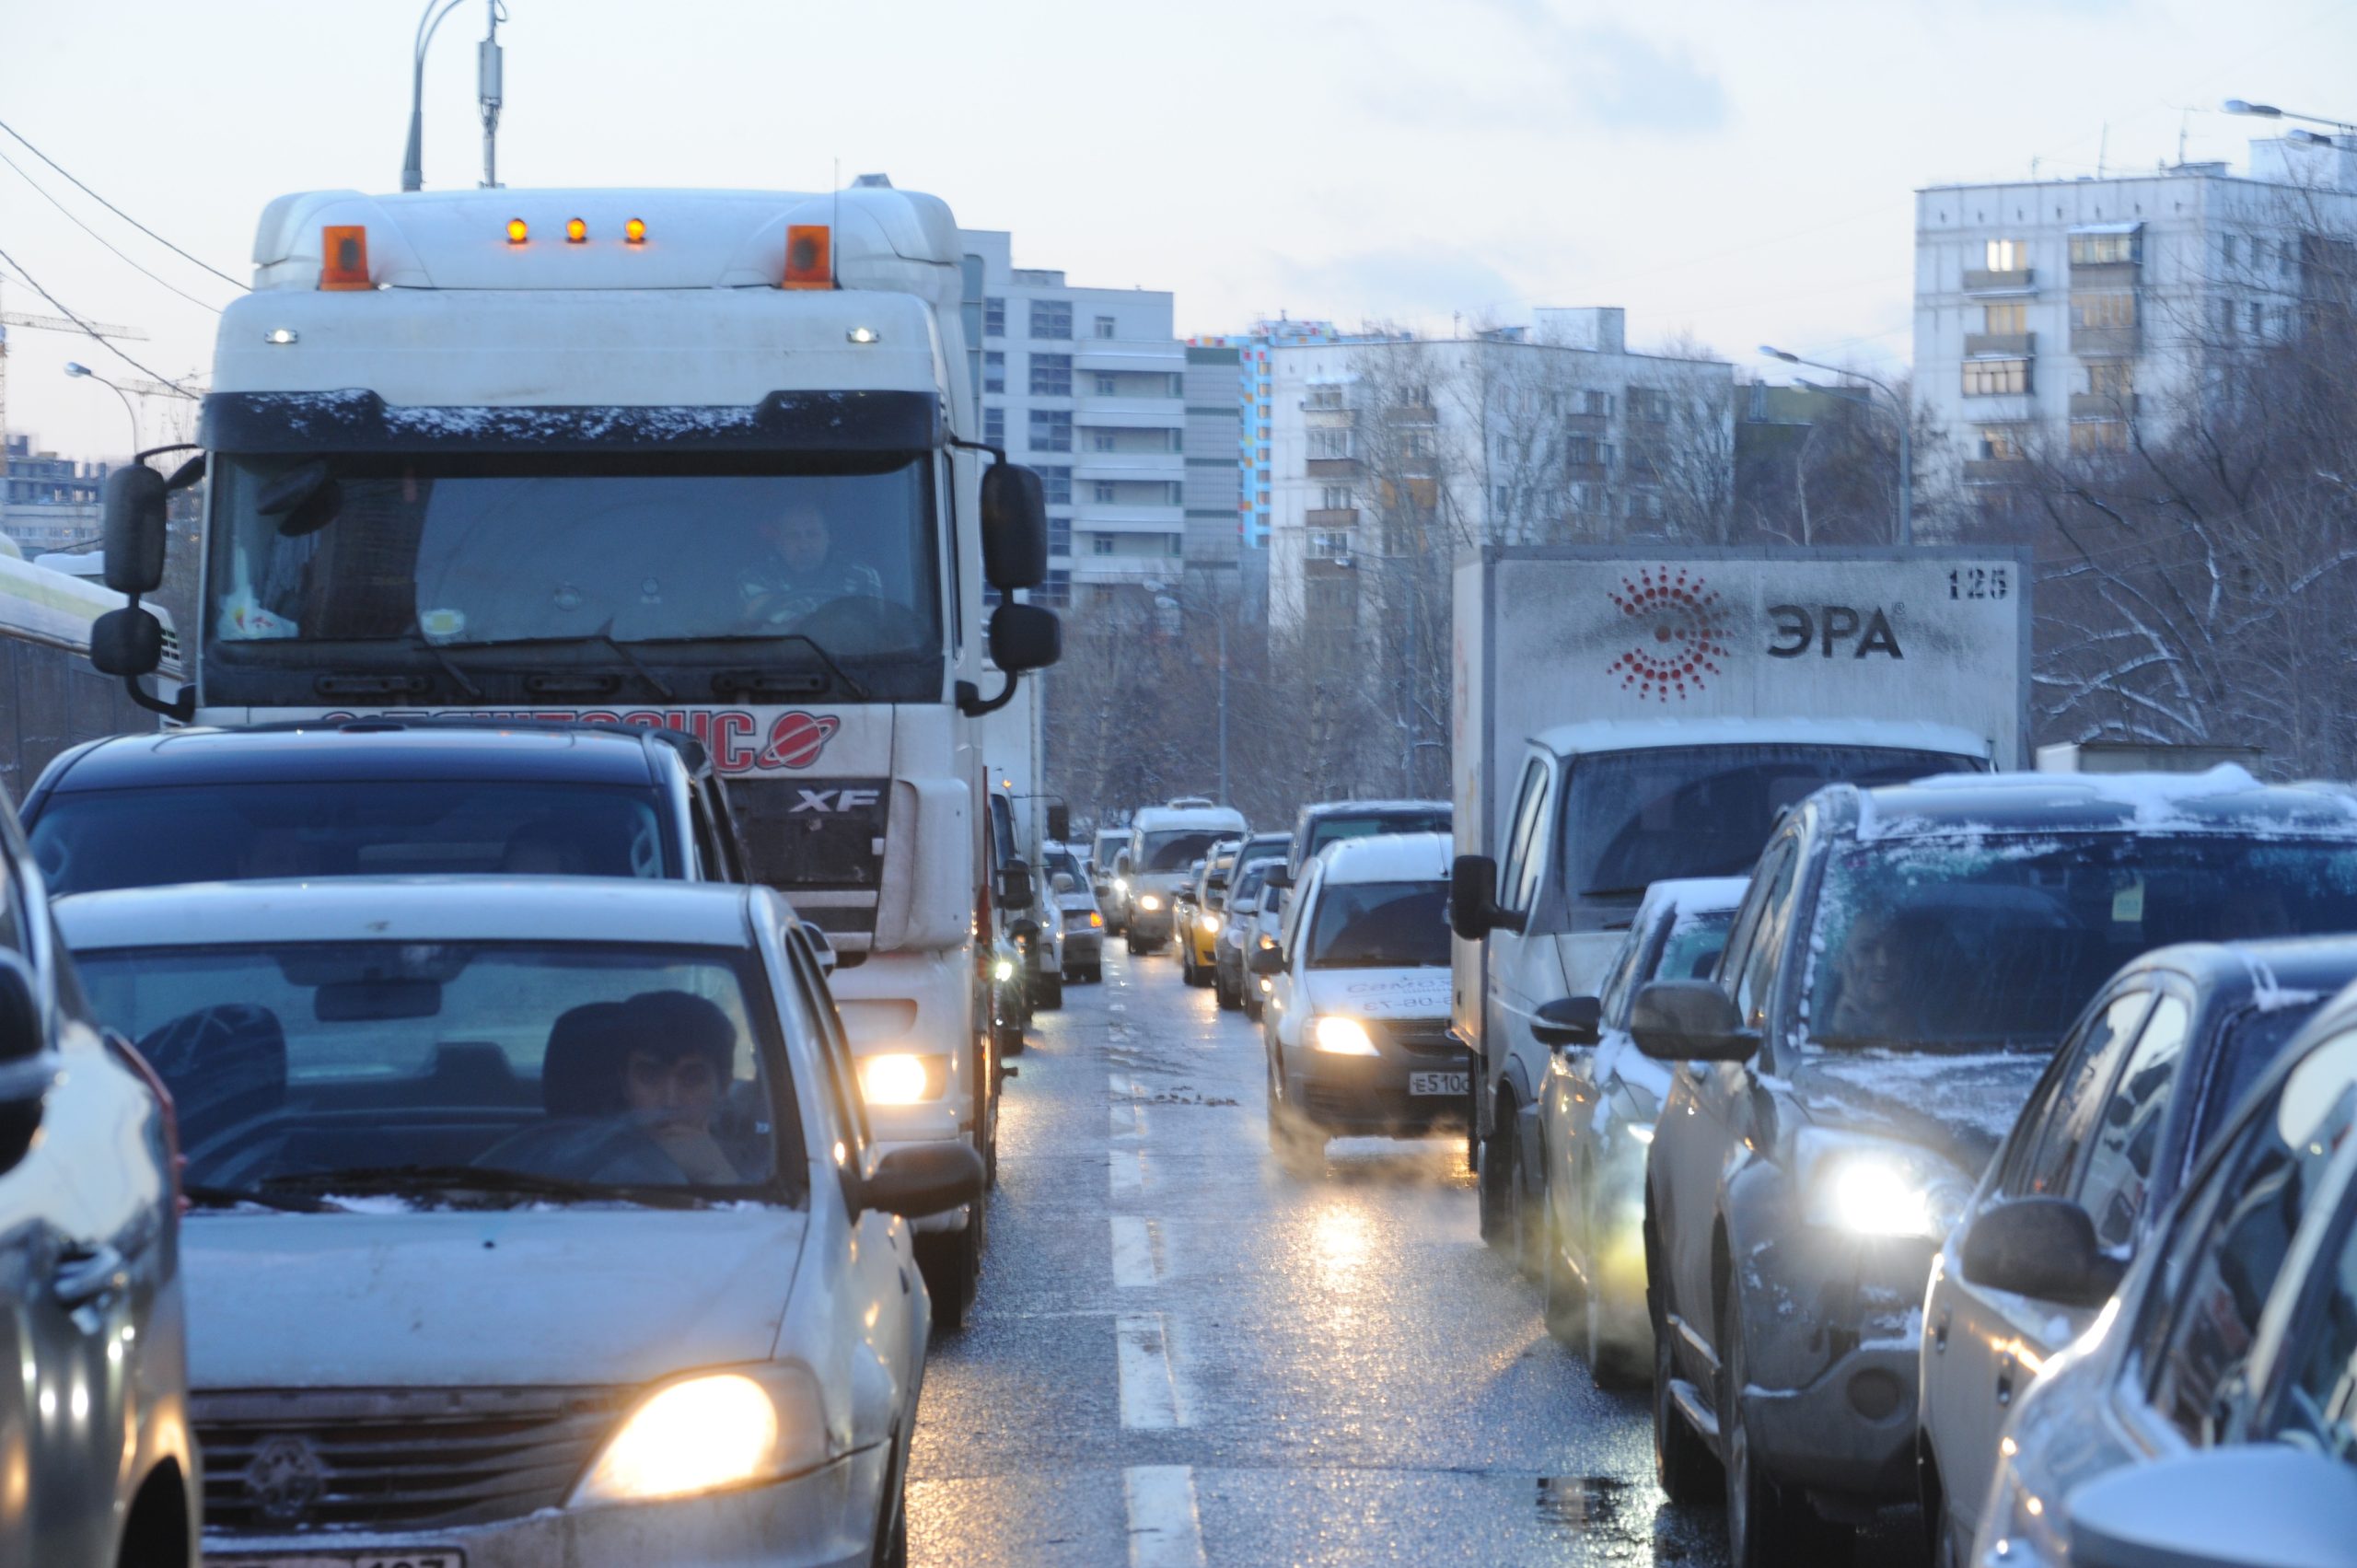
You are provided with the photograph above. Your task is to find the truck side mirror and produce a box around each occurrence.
[981,463,1049,589]
[1248,943,1285,975]
[988,602,1061,675]
[1960,1197,2125,1307]
[1630,980,1757,1063]
[1046,803,1071,842]
[102,465,169,595]
[89,607,165,678]
[1533,995,1603,1049]
[996,863,1035,909]
[1449,854,1524,940]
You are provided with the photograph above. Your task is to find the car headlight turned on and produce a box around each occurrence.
[1199,914,1221,935]
[1138,895,1163,912]
[858,1052,949,1106]
[571,1365,830,1506]
[1114,877,1130,895]
[993,958,1015,982]
[1799,1131,1971,1239]
[1311,1016,1379,1055]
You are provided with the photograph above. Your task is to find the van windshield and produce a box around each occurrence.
[1562,744,1979,930]
[1308,882,1452,969]
[1306,811,1450,863]
[1140,830,1228,872]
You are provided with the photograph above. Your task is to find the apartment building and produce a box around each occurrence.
[1915,135,2357,484]
[0,435,104,552]
[959,231,1202,605]
[1262,308,1734,636]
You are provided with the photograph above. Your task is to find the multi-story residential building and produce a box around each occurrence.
[959,231,1202,605]
[1189,316,1399,549]
[1261,308,1735,636]
[1915,135,2357,485]
[1182,345,1244,571]
[0,435,106,552]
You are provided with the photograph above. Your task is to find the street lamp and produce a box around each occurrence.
[64,363,138,451]
[1760,345,1912,545]
[2224,99,2357,134]
[401,0,470,192]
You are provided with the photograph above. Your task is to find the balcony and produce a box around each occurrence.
[1076,505,1185,530]
[2070,324,2142,357]
[1563,412,1609,434]
[1306,457,1359,480]
[1074,451,1184,482]
[2069,261,2140,286]
[1964,268,2035,293]
[1305,507,1358,528]
[1075,393,1187,422]
[1963,458,2029,486]
[2068,391,2139,420]
[1074,344,1184,376]
[1384,403,1438,425]
[1963,331,2035,357]
[1563,461,1609,484]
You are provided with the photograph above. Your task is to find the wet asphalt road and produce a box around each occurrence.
[904,944,1786,1568]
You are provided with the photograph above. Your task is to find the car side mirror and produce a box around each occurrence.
[799,922,838,976]
[988,601,1061,675]
[1959,1197,2126,1308]
[2068,1447,2357,1568]
[860,1141,985,1220]
[996,863,1035,910]
[1266,865,1293,890]
[1533,995,1603,1049]
[1449,854,1524,940]
[101,464,169,594]
[980,462,1050,589]
[0,952,52,1177]
[1248,943,1286,975]
[1630,980,1757,1063]
[89,606,166,678]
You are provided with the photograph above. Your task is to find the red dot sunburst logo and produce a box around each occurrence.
[1606,567,1731,703]
[758,711,841,770]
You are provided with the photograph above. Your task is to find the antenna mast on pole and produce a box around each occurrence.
[479,1,507,189]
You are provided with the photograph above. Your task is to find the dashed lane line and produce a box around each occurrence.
[1123,1464,1207,1568]
[1109,1215,1165,1288]
[1114,1311,1187,1429]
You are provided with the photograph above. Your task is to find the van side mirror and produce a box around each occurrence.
[996,863,1035,910]
[1533,995,1603,1049]
[1248,942,1285,975]
[981,463,1050,589]
[860,1141,985,1219]
[1450,854,1524,940]
[102,465,169,595]
[1630,980,1757,1063]
[1960,1197,2125,1307]
[89,607,166,678]
[988,601,1061,675]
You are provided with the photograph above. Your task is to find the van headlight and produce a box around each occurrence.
[1311,1016,1379,1056]
[571,1365,832,1506]
[1137,895,1163,912]
[1199,913,1222,935]
[859,1052,949,1105]
[1799,1132,1970,1239]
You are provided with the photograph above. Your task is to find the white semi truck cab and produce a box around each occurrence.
[88,183,1058,1318]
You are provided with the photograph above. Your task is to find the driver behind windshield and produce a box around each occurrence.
[615,990,747,1185]
[1821,907,1961,1041]
[737,502,884,629]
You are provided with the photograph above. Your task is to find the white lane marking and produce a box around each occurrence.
[1124,1464,1207,1568]
[1109,1146,1146,1195]
[1110,1099,1146,1140]
[1116,1312,1187,1429]
[1109,1215,1165,1287]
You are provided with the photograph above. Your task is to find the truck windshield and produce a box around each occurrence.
[1561,745,1978,929]
[1308,882,1452,969]
[1806,834,2357,1053]
[208,452,940,662]
[1140,830,1227,872]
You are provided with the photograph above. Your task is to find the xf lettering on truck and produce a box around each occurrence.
[792,788,883,814]
[1765,605,1904,660]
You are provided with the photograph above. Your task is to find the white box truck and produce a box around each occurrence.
[87,182,1060,1322]
[1446,545,2029,1243]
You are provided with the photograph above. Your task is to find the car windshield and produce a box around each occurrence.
[29,781,674,893]
[2195,1000,2341,1152]
[1306,811,1450,861]
[1307,881,1452,969]
[1806,834,2357,1053]
[1655,907,1736,986]
[1043,849,1085,885]
[209,451,940,660]
[1562,744,1980,929]
[1141,830,1228,872]
[1229,864,1271,908]
[74,940,798,1205]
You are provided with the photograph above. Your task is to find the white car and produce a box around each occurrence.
[1258,832,1468,1168]
[57,877,979,1568]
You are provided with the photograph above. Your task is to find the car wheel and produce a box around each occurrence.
[1265,1047,1325,1174]
[1125,932,1143,956]
[1035,970,1063,1012]
[915,1212,981,1333]
[1086,963,1104,984]
[1650,1275,1722,1504]
[1539,1179,1585,1345]
[1721,1280,1852,1568]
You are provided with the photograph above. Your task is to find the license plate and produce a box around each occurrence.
[1409,1071,1468,1097]
[211,1553,466,1568]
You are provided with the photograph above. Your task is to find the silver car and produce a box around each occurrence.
[1968,973,2357,1568]
[57,876,979,1568]
[0,786,197,1567]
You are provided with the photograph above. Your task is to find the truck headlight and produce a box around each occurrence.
[1138,895,1163,912]
[571,1365,830,1506]
[1311,1016,1379,1055]
[859,1052,948,1106]
[993,957,1016,982]
[1799,1132,1970,1239]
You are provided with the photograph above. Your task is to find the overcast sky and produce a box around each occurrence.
[5,0,2353,460]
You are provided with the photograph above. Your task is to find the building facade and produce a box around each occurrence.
[0,436,106,552]
[1914,135,2357,485]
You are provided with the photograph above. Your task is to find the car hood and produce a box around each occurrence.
[186,1205,807,1388]
[1304,966,1452,1020]
[1787,1048,2052,1169]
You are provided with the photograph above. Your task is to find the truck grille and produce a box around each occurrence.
[734,775,890,943]
[194,1387,628,1534]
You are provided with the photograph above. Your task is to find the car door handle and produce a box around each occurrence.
[1933,1309,1950,1353]
[53,1245,127,1309]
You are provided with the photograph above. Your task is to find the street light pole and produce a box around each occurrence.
[2224,99,2357,135]
[1761,346,1911,545]
[402,0,469,193]
[64,363,138,451]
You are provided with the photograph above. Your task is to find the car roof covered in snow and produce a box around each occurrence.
[1839,765,2357,841]
[1634,876,1751,930]
[1315,830,1454,885]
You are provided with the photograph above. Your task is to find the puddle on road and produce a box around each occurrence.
[1533,1476,1717,1562]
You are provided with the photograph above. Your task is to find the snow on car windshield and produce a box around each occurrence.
[75,941,798,1206]
[1802,833,2357,1054]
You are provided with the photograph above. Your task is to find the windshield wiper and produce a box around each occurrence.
[703,633,871,701]
[182,1181,343,1214]
[404,630,486,701]
[432,630,677,701]
[258,1164,717,1209]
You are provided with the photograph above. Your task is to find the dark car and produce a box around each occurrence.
[1919,935,2357,1565]
[20,718,750,893]
[1632,769,2357,1568]
[1278,800,1450,889]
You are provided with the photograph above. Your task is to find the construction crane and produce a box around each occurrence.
[0,284,152,482]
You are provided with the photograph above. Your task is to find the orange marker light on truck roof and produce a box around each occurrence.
[505,217,528,245]
[564,217,587,244]
[319,226,371,291]
[783,224,832,289]
[623,217,647,244]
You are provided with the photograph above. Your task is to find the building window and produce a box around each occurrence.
[1565,436,1599,467]
[2085,362,2134,398]
[1625,387,1672,423]
[1091,535,1114,556]
[1580,389,1610,416]
[1030,354,1073,397]
[1977,425,2025,461]
[1981,301,2028,334]
[2251,301,2266,338]
[1167,536,1183,557]
[983,351,1005,393]
[2070,292,2138,330]
[1986,238,2028,272]
[1308,529,1351,558]
[1029,409,1072,452]
[1029,299,1073,340]
[2069,231,2141,266]
[2223,233,2237,268]
[1308,428,1352,459]
[1094,481,1118,503]
[1095,373,1119,395]
[1095,315,1117,339]
[1038,465,1072,505]
[1306,384,1345,409]
[2070,420,2128,454]
[1091,429,1117,452]
[1319,485,1353,510]
[2222,296,2238,343]
[1049,518,1072,557]
[984,296,1006,337]
[983,406,1005,448]
[1962,358,2030,396]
